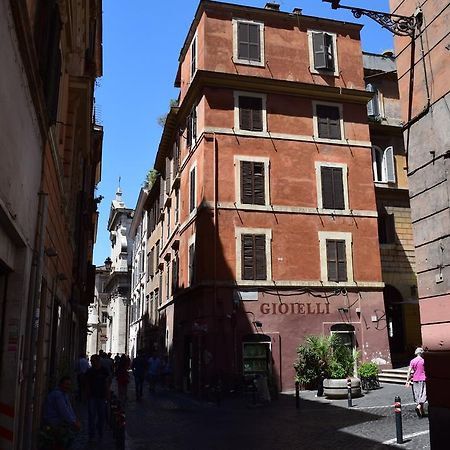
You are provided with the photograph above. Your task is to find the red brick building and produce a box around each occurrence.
[390,0,450,445]
[151,0,391,394]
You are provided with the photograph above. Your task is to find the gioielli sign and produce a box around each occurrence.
[260,302,331,315]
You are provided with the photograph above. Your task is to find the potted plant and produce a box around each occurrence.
[294,334,361,398]
[358,361,380,391]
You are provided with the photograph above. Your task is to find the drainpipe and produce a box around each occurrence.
[22,191,48,450]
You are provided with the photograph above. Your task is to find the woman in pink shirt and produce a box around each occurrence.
[406,347,427,417]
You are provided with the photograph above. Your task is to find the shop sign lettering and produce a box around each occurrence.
[260,302,330,315]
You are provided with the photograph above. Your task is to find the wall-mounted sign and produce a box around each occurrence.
[260,302,331,315]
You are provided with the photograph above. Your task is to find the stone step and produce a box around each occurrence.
[379,368,408,384]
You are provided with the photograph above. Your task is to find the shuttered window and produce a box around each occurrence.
[312,32,335,71]
[241,234,267,280]
[316,105,341,140]
[186,107,197,148]
[191,35,197,79]
[188,243,196,285]
[326,240,347,282]
[366,83,380,117]
[189,167,196,212]
[239,96,263,131]
[237,22,261,62]
[321,166,345,210]
[34,1,62,124]
[171,256,179,294]
[241,161,265,205]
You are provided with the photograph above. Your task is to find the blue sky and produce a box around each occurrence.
[93,0,393,265]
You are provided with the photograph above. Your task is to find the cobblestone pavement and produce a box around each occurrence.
[122,383,429,450]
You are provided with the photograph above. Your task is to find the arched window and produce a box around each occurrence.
[372,146,396,183]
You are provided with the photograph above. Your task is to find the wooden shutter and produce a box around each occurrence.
[189,167,196,212]
[241,161,253,204]
[254,235,267,280]
[186,115,192,147]
[253,162,265,205]
[336,240,347,281]
[239,96,263,131]
[241,161,265,205]
[238,22,260,62]
[191,36,197,78]
[327,240,347,281]
[366,84,380,117]
[241,234,267,280]
[321,166,344,209]
[242,235,255,280]
[384,146,396,183]
[189,243,195,284]
[172,256,178,294]
[313,32,334,71]
[324,33,335,71]
[192,106,197,143]
[316,105,341,140]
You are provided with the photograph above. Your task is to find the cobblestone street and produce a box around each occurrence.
[120,383,430,450]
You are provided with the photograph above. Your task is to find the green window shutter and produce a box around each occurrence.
[316,105,341,140]
[321,166,344,210]
[241,161,265,205]
[189,167,196,212]
[239,96,263,131]
[241,161,254,204]
[326,240,338,281]
[253,162,265,205]
[312,32,327,69]
[336,240,347,282]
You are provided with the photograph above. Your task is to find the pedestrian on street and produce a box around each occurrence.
[131,349,147,400]
[147,352,161,393]
[42,376,81,449]
[85,354,110,442]
[117,354,130,404]
[74,353,90,401]
[406,347,427,417]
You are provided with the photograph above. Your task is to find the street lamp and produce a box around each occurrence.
[322,0,421,37]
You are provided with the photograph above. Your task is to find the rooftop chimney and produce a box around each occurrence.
[292,7,302,15]
[265,2,280,10]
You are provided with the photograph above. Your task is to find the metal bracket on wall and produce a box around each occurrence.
[322,1,422,37]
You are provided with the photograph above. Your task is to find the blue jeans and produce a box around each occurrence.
[88,398,106,438]
[134,375,145,399]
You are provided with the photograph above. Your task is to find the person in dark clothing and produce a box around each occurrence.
[131,350,147,400]
[85,354,110,442]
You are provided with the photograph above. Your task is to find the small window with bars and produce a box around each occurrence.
[326,239,347,282]
[240,161,266,205]
[241,234,267,280]
[316,104,342,140]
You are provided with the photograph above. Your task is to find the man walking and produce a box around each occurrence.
[131,350,147,400]
[85,354,110,442]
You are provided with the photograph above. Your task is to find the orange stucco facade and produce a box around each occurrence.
[150,1,391,394]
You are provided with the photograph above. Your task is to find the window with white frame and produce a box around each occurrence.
[372,146,395,183]
[308,30,338,75]
[190,34,197,79]
[235,156,270,206]
[319,231,353,283]
[232,19,264,66]
[235,228,272,282]
[315,162,349,211]
[366,83,382,118]
[189,164,197,213]
[313,102,343,140]
[234,91,266,133]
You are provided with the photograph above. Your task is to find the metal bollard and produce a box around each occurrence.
[393,396,403,444]
[295,381,300,409]
[347,378,352,407]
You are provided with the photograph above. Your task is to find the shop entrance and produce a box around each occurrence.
[242,334,272,377]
